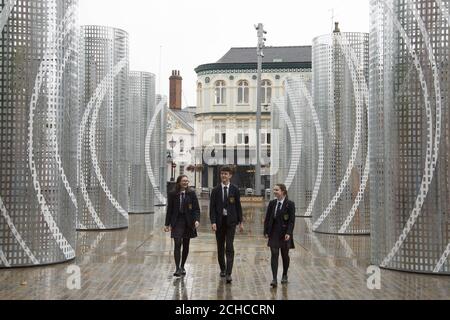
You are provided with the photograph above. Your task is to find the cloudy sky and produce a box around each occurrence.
[79,0,370,107]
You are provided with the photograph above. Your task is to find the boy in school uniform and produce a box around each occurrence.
[209,166,244,284]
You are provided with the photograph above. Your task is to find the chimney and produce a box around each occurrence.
[169,70,182,110]
[333,22,341,33]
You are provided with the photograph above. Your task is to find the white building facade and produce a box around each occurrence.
[195,46,312,192]
[166,107,197,186]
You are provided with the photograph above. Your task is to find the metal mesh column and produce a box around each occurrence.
[128,71,156,214]
[0,0,78,267]
[311,32,370,235]
[154,95,168,204]
[78,25,129,230]
[271,73,316,218]
[370,0,450,274]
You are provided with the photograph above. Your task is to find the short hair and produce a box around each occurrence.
[219,166,233,174]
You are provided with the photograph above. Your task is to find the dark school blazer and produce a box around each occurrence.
[264,199,296,238]
[165,188,200,229]
[209,184,243,228]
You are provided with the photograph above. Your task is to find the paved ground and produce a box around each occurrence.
[0,201,449,300]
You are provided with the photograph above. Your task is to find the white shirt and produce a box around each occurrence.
[221,183,231,216]
[274,197,286,217]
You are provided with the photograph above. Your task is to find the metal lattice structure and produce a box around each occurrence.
[370,0,450,274]
[271,73,319,217]
[78,25,129,230]
[311,32,370,235]
[145,95,168,206]
[0,0,78,267]
[158,97,168,200]
[128,71,156,213]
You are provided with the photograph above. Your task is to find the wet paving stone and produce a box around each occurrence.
[0,201,449,300]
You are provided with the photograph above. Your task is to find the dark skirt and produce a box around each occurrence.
[171,214,197,239]
[267,220,295,249]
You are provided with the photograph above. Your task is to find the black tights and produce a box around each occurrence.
[174,238,191,269]
[270,247,290,280]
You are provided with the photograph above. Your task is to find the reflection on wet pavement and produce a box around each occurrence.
[0,201,449,300]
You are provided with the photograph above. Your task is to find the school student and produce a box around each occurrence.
[164,175,200,277]
[264,184,296,288]
[209,166,244,284]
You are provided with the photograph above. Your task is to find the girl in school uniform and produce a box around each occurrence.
[164,175,200,277]
[264,184,296,288]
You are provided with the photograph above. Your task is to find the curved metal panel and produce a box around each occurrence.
[145,96,168,206]
[128,71,156,213]
[270,73,318,218]
[78,25,130,230]
[370,0,450,274]
[311,32,370,235]
[0,0,78,267]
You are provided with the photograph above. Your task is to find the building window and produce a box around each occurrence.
[261,120,271,145]
[262,80,272,104]
[197,83,202,108]
[180,138,184,153]
[237,120,250,145]
[261,132,271,145]
[215,120,227,145]
[215,80,226,105]
[180,165,185,175]
[237,80,249,104]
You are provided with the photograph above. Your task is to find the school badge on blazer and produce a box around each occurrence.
[229,197,235,204]
[283,214,289,221]
[188,204,193,210]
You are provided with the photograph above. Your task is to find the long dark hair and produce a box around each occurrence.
[175,175,189,193]
[275,183,289,201]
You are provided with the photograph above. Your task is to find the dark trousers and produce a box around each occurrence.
[270,247,290,280]
[215,216,236,275]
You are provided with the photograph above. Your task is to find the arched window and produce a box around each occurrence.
[237,80,249,104]
[197,83,202,108]
[261,80,272,104]
[215,80,226,105]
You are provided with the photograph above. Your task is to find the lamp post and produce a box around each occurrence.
[192,147,197,189]
[255,23,267,196]
[169,137,177,182]
[262,102,270,192]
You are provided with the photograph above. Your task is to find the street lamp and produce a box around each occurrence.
[192,147,197,189]
[169,137,177,182]
[167,152,173,181]
[255,23,267,197]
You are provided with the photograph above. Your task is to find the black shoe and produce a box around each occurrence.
[281,275,288,284]
[220,271,226,278]
[173,269,182,277]
[180,267,186,276]
[271,280,278,288]
[226,275,232,284]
